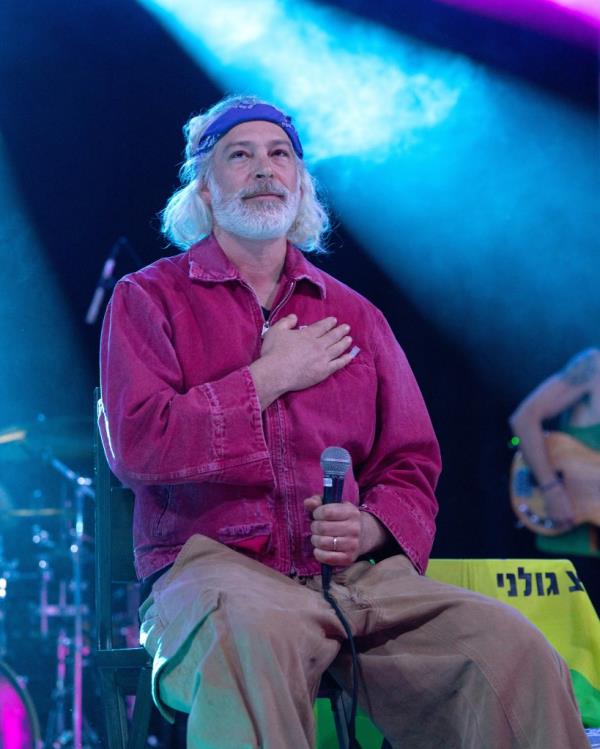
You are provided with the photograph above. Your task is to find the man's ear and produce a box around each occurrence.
[200,182,212,206]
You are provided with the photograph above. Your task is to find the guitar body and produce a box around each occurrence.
[510,432,600,536]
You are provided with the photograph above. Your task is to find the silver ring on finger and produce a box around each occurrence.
[332,536,338,552]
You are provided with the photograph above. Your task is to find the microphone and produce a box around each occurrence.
[85,237,127,324]
[320,446,352,590]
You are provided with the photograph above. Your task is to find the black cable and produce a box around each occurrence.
[322,579,362,749]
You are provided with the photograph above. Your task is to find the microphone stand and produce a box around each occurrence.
[85,236,143,325]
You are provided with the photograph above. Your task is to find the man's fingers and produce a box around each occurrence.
[304,316,338,337]
[311,520,359,538]
[313,547,349,565]
[327,336,353,360]
[311,506,361,538]
[326,351,356,374]
[311,501,358,521]
[303,495,322,513]
[321,323,351,346]
[311,534,351,553]
[312,536,359,567]
[307,502,361,567]
[270,313,297,330]
[269,315,350,341]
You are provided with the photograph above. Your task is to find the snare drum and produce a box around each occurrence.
[0,660,40,749]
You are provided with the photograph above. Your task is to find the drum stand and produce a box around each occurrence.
[44,628,69,747]
[41,456,98,749]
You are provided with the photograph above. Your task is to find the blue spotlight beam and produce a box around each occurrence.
[137,0,463,161]
[138,0,600,394]
[0,133,90,426]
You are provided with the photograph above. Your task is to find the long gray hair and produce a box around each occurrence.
[160,95,329,252]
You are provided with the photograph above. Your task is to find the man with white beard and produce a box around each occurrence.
[99,96,589,748]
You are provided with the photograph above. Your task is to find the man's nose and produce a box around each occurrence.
[254,155,273,179]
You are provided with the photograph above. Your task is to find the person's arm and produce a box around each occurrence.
[354,309,441,572]
[100,278,354,486]
[508,348,600,526]
[307,307,441,574]
[100,278,272,486]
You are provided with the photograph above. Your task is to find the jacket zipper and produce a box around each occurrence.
[266,281,298,573]
[248,279,299,575]
[261,279,296,336]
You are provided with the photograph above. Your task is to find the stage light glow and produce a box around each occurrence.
[437,0,600,44]
[138,0,599,393]
[137,0,463,162]
[0,133,90,426]
[552,0,600,14]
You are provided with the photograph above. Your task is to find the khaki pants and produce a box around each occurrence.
[139,535,588,749]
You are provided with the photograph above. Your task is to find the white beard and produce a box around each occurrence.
[208,175,301,242]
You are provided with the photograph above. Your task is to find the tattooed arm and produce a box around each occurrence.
[508,348,600,527]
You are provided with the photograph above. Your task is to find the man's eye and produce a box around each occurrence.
[230,151,248,159]
[273,149,290,157]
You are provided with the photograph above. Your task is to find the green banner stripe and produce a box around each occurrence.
[571,669,600,728]
[315,700,384,747]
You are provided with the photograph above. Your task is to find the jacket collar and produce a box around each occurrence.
[187,234,326,298]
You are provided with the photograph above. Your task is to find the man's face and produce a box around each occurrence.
[201,120,302,242]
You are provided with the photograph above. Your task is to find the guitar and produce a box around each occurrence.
[510,432,600,536]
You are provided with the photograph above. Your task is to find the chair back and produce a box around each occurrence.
[93,388,137,649]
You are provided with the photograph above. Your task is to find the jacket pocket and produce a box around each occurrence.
[217,522,272,555]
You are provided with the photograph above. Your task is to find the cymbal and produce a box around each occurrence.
[0,416,93,463]
[0,429,27,445]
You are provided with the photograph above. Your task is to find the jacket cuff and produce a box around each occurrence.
[359,484,436,574]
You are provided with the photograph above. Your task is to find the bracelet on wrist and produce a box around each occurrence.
[539,477,563,493]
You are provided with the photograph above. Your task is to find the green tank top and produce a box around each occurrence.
[536,422,600,558]
[563,422,600,452]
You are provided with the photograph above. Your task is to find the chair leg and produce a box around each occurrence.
[127,667,153,749]
[98,666,153,749]
[98,669,129,749]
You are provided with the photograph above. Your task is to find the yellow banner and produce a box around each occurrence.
[427,558,600,727]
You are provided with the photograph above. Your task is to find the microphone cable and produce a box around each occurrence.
[322,572,362,749]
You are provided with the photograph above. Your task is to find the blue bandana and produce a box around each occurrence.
[193,102,303,159]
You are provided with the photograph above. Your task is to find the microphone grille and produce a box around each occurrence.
[320,446,351,477]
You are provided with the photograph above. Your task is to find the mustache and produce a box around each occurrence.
[240,182,288,200]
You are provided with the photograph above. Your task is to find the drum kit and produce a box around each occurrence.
[0,415,102,749]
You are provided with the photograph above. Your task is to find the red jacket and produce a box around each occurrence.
[99,235,440,579]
